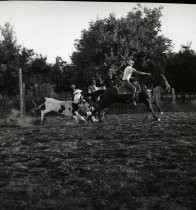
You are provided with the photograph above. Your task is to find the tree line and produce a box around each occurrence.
[0,5,196,98]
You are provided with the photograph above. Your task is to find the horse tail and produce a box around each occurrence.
[151,86,163,103]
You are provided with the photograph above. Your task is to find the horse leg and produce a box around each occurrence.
[100,108,107,120]
[87,104,106,123]
[152,101,164,115]
[74,111,87,123]
[144,100,160,121]
[97,106,103,123]
[87,107,99,122]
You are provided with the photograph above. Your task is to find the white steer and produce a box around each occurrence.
[32,89,96,123]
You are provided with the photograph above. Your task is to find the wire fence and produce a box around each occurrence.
[0,91,196,118]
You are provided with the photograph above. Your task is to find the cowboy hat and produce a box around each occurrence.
[73,89,83,94]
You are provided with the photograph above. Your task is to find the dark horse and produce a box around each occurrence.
[87,73,171,122]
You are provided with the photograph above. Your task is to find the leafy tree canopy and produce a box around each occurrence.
[71,4,173,82]
[0,22,22,95]
[165,42,196,92]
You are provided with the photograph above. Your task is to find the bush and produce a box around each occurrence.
[24,83,55,112]
[0,83,73,117]
[0,95,19,117]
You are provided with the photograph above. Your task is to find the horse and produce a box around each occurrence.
[87,73,171,122]
[82,87,107,119]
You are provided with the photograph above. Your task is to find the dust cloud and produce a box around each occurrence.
[4,109,35,127]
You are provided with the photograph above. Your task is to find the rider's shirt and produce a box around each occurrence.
[122,66,136,81]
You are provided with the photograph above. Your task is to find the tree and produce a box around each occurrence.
[0,22,21,95]
[71,4,172,87]
[51,56,67,92]
[0,22,39,95]
[27,54,53,87]
[0,22,73,96]
[165,43,196,92]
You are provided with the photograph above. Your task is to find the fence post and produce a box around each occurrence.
[171,88,176,104]
[19,68,24,117]
[23,83,25,116]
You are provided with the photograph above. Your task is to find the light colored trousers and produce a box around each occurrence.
[123,79,136,101]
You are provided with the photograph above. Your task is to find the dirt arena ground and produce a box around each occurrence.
[0,112,195,210]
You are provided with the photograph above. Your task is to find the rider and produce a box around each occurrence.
[88,78,98,94]
[87,75,106,119]
[122,58,150,106]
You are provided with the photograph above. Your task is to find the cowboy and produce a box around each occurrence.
[88,78,98,94]
[122,58,150,106]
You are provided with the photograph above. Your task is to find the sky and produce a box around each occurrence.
[0,1,196,64]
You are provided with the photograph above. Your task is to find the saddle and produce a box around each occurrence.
[117,86,131,95]
[117,82,141,95]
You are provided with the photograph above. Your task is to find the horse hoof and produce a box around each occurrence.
[91,117,98,123]
[160,112,164,115]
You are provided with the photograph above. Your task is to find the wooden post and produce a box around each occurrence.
[171,88,176,104]
[22,83,25,116]
[19,68,24,117]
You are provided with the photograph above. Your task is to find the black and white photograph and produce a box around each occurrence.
[0,1,195,209]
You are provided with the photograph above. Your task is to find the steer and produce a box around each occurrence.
[32,89,97,123]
